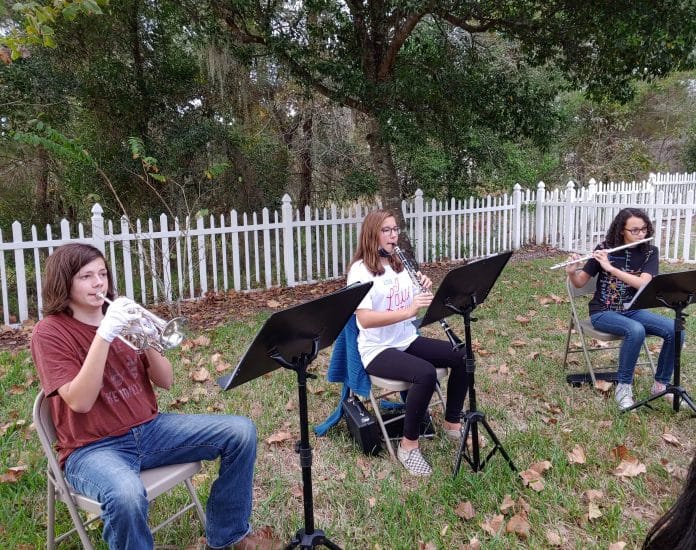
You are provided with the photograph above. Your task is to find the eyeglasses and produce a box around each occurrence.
[624,226,648,236]
[380,226,400,235]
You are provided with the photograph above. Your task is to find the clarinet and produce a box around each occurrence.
[393,246,462,349]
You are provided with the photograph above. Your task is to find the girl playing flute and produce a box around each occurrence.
[565,208,681,411]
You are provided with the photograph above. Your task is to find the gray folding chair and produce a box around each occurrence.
[563,276,655,385]
[33,390,206,549]
[367,369,448,461]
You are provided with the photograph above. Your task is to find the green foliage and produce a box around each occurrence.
[683,124,696,171]
[14,121,93,165]
[3,0,108,56]
[556,71,696,183]
[342,169,379,200]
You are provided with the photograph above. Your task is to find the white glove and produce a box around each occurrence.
[97,297,140,343]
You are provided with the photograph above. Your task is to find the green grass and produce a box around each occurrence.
[2,254,696,549]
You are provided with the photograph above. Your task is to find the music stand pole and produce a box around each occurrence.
[416,251,516,477]
[270,341,341,550]
[450,302,517,477]
[217,282,373,550]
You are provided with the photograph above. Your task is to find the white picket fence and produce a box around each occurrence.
[2,171,696,325]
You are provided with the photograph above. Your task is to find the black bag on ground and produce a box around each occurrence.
[341,395,382,455]
[342,396,436,455]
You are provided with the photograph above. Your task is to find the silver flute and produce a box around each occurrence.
[549,237,653,270]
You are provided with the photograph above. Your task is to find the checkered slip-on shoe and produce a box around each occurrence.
[397,445,432,477]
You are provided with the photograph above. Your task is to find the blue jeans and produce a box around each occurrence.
[590,309,681,385]
[64,413,257,550]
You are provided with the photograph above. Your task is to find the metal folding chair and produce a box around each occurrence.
[562,276,655,385]
[32,390,206,549]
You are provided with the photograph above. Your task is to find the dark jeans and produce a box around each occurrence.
[590,309,682,385]
[65,413,257,549]
[366,336,468,440]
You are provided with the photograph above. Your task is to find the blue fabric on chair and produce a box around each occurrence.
[314,315,371,436]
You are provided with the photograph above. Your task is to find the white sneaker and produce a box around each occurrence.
[615,383,635,411]
[397,445,432,477]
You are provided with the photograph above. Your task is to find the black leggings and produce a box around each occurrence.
[366,336,468,441]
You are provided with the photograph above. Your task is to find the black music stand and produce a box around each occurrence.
[622,270,696,414]
[218,282,372,550]
[420,251,516,477]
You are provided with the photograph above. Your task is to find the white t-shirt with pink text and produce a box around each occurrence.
[346,260,419,367]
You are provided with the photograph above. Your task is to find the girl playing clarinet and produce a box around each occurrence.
[346,209,469,476]
[565,208,680,411]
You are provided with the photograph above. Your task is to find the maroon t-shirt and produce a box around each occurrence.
[31,313,159,466]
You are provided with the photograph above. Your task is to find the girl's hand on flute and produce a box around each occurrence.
[593,249,613,272]
[564,254,581,274]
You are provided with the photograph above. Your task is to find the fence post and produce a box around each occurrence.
[121,216,134,298]
[654,189,665,256]
[587,178,596,200]
[564,180,575,251]
[535,181,545,245]
[684,189,694,262]
[414,189,424,263]
[196,215,207,294]
[91,203,105,254]
[12,221,28,322]
[512,184,522,250]
[281,194,296,286]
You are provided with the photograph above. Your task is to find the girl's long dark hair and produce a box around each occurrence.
[643,451,696,549]
[603,208,654,251]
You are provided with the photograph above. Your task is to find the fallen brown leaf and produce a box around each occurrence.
[567,445,586,465]
[582,489,604,503]
[189,335,211,347]
[191,367,210,382]
[613,458,646,478]
[594,380,613,393]
[611,444,631,460]
[455,501,475,521]
[515,315,531,325]
[529,479,545,492]
[266,430,293,445]
[529,460,553,474]
[480,514,504,536]
[0,465,28,483]
[545,529,563,546]
[661,432,681,446]
[505,514,530,540]
[500,494,515,515]
[587,501,602,521]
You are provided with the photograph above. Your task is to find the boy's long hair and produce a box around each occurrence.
[349,209,404,276]
[603,208,654,251]
[42,243,115,317]
[643,450,696,549]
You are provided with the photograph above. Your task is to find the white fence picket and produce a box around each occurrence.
[5,171,696,326]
